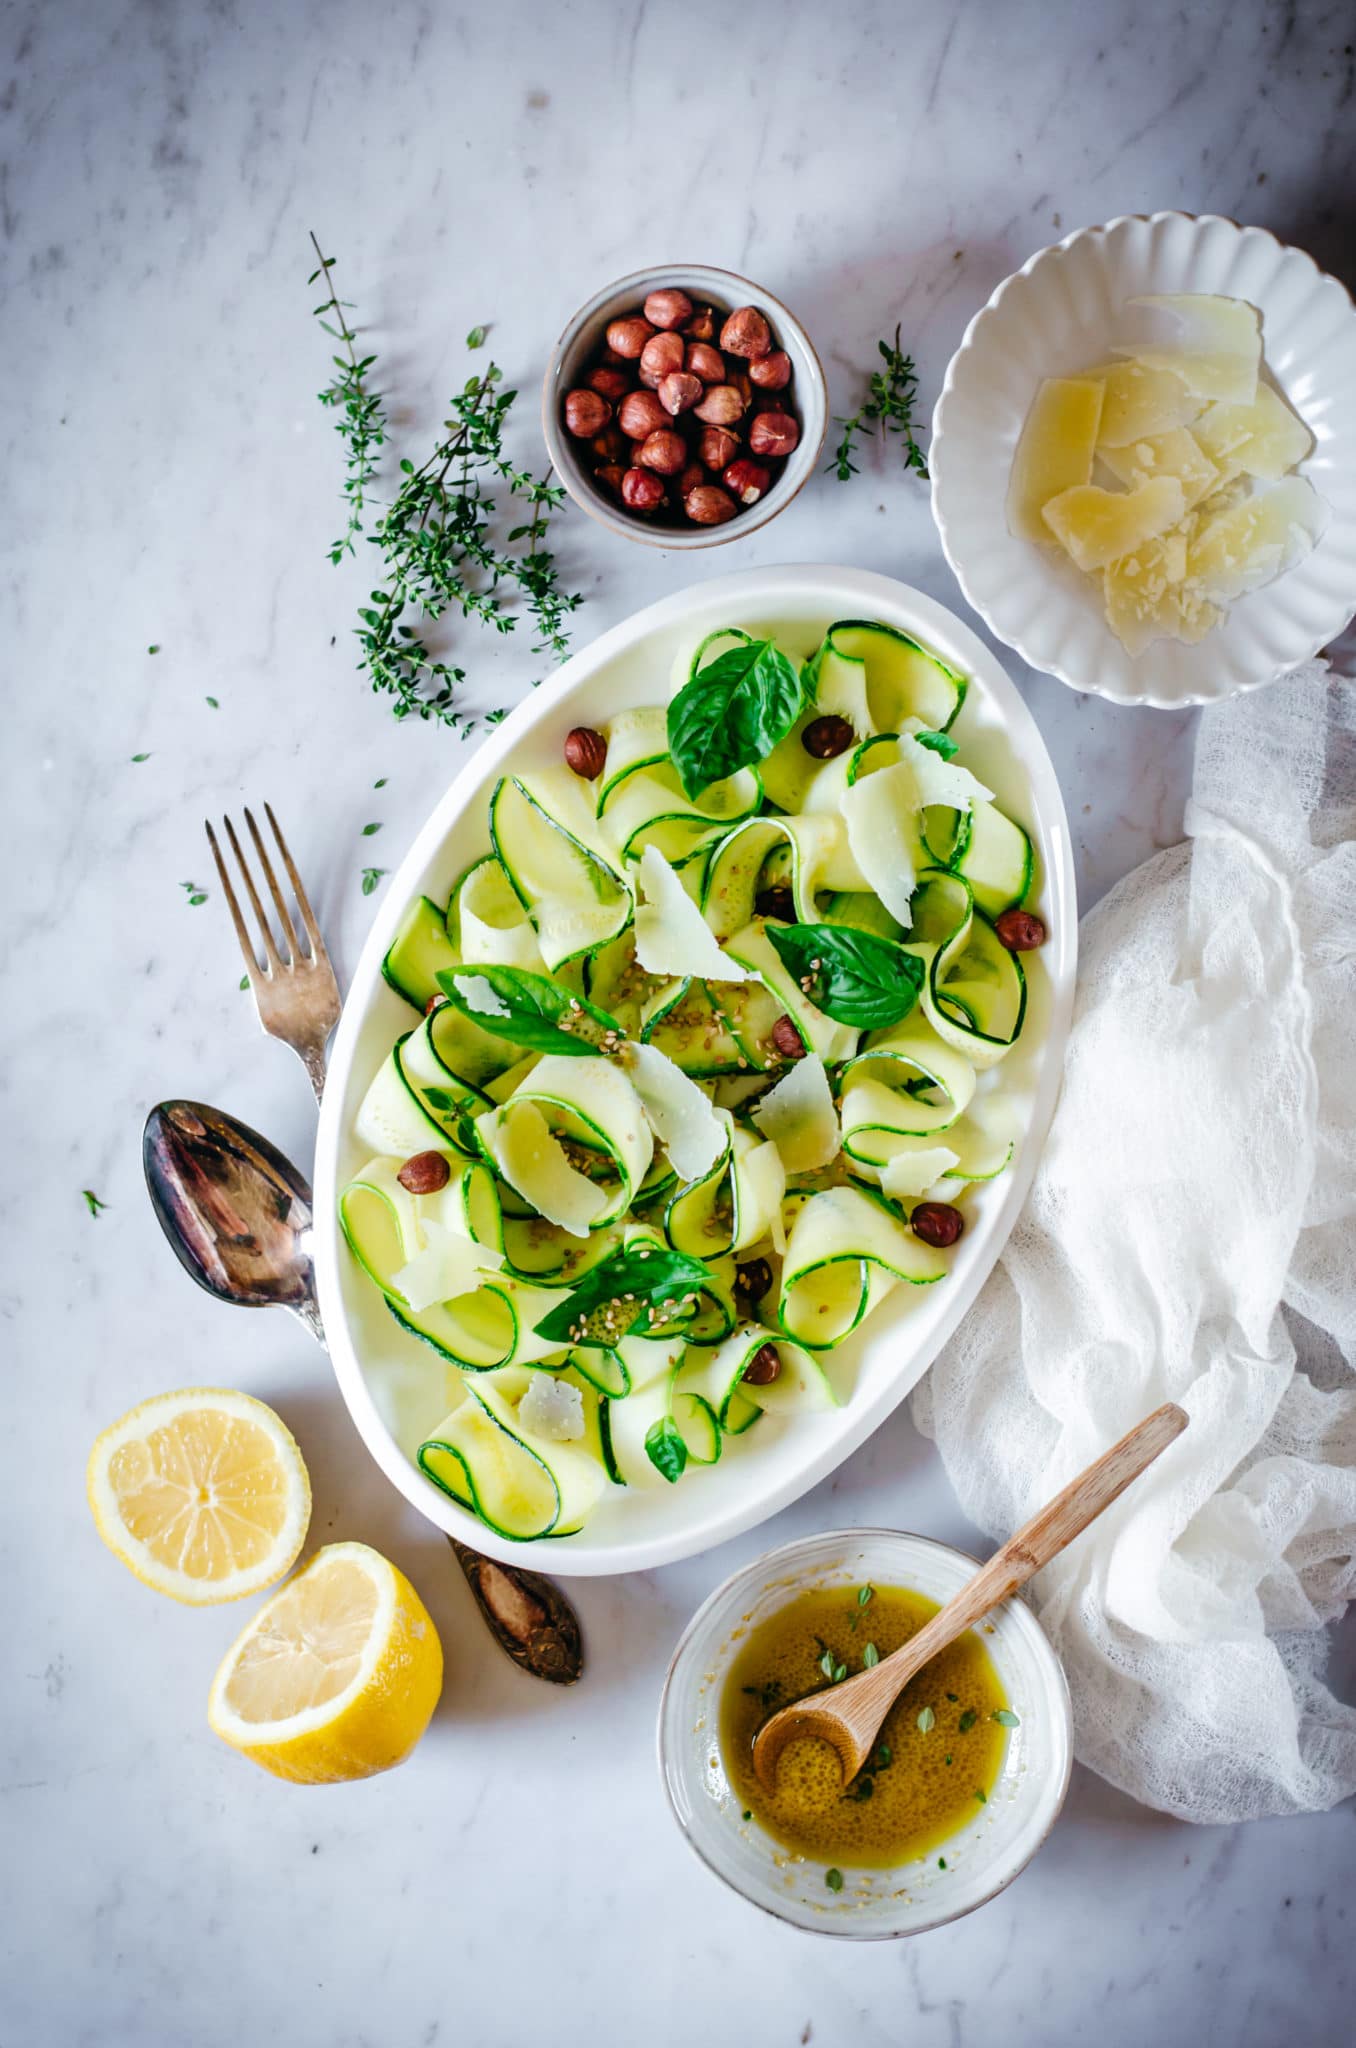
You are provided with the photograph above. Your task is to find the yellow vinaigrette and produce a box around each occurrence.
[720,1583,1012,1867]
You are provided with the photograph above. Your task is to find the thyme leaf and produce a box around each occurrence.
[309,235,582,732]
[829,326,929,483]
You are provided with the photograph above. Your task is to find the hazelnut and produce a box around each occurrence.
[720,305,773,358]
[563,388,611,439]
[697,426,740,472]
[622,466,667,512]
[769,1013,806,1059]
[728,365,754,409]
[587,364,632,402]
[694,384,747,426]
[723,458,772,505]
[749,410,800,458]
[594,463,625,497]
[686,341,726,384]
[684,304,716,341]
[636,428,688,476]
[638,330,686,389]
[734,1257,774,1301]
[605,316,655,359]
[994,909,1046,952]
[679,461,705,497]
[754,886,795,922]
[643,286,694,331]
[397,1151,451,1195]
[749,349,793,391]
[591,423,627,464]
[801,714,855,759]
[910,1201,965,1248]
[618,389,669,440]
[741,1341,782,1386]
[564,726,608,779]
[684,484,738,525]
[658,370,703,417]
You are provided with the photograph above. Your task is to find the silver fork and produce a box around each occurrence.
[205,804,342,1103]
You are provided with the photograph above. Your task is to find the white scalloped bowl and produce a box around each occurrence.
[931,213,1356,708]
[313,567,1076,1575]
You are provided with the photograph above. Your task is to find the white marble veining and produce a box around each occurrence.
[3,2,1354,2042]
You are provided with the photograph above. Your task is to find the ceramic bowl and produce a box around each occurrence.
[541,264,827,548]
[658,1528,1074,1937]
[312,565,1076,1574]
[931,212,1356,707]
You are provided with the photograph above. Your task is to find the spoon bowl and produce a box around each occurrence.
[143,1100,319,1322]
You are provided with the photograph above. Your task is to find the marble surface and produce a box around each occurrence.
[4,1,1354,2042]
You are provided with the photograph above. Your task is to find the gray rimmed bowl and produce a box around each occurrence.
[542,263,828,549]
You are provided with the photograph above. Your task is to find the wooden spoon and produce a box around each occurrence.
[752,1401,1188,1791]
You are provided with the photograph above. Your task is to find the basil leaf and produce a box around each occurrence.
[667,636,806,798]
[437,964,621,1057]
[765,921,924,1030]
[914,729,958,760]
[533,1242,711,1347]
[645,1416,688,1484]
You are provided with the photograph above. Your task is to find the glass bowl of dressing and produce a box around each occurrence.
[657,1528,1073,1937]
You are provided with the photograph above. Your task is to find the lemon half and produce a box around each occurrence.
[207,1542,444,1783]
[87,1387,311,1605]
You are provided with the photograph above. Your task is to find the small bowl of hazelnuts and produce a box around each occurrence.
[543,264,827,548]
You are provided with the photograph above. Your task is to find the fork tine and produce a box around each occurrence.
[263,802,326,958]
[222,814,283,971]
[205,820,267,978]
[243,805,302,963]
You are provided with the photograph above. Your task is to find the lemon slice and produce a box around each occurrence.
[207,1542,443,1782]
[87,1387,311,1605]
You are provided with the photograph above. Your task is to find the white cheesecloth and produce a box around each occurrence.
[913,662,1356,1822]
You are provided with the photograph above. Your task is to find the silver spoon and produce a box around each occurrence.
[142,1099,584,1683]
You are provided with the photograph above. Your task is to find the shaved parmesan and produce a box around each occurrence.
[879,1146,961,1200]
[1043,477,1186,572]
[1097,427,1219,510]
[1185,476,1326,604]
[1093,359,1201,447]
[1191,383,1314,482]
[453,972,512,1018]
[1006,377,1105,542]
[634,845,748,982]
[841,762,917,929]
[518,1372,585,1442]
[392,1218,503,1313]
[1102,535,1219,656]
[897,733,993,812]
[618,1041,726,1182]
[1116,294,1261,405]
[481,1099,607,1239]
[752,1055,841,1175]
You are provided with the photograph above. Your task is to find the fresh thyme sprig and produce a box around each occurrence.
[309,236,582,732]
[310,235,385,563]
[829,327,929,482]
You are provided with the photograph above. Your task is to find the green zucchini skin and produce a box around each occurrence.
[342,613,1042,1543]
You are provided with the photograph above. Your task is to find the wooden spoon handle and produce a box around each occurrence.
[883,1401,1189,1685]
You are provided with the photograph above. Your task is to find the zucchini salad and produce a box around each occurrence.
[339,619,1042,1541]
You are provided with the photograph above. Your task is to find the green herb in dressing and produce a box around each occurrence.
[721,1582,1012,1868]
